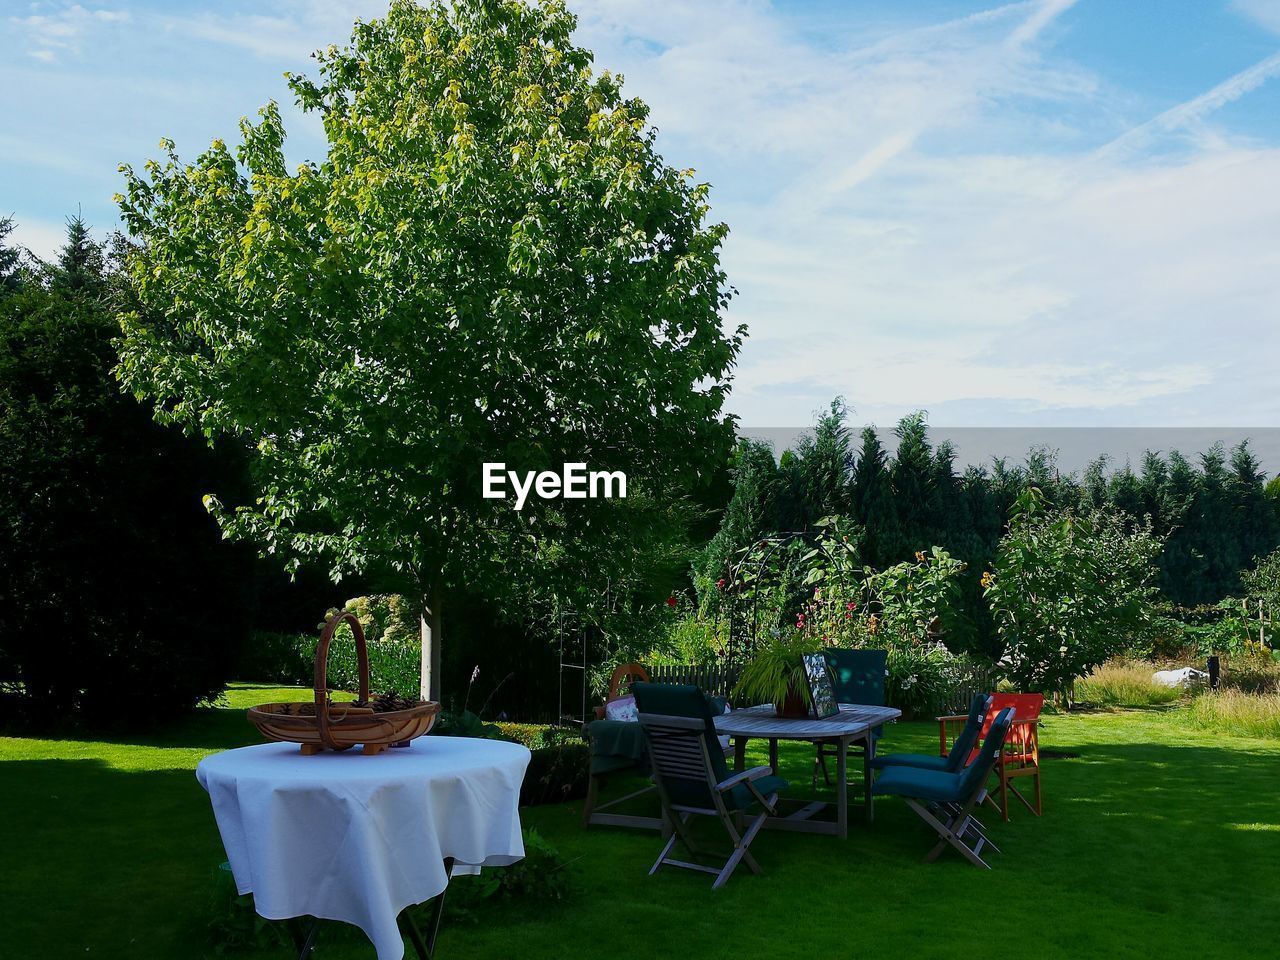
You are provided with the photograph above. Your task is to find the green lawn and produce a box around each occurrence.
[3,684,1279,959]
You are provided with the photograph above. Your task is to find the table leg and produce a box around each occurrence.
[836,736,848,840]
[423,857,455,958]
[864,734,876,824]
[734,736,747,772]
[294,917,320,960]
[768,738,779,775]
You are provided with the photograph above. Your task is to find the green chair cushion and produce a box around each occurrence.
[584,719,648,776]
[871,752,951,772]
[727,774,789,812]
[871,765,967,804]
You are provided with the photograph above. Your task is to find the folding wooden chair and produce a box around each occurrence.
[874,693,989,776]
[633,682,788,890]
[873,708,1013,869]
[812,648,888,789]
[940,692,1043,820]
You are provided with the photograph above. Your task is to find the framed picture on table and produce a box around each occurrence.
[802,652,840,719]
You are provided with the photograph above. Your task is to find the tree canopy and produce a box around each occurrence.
[114,0,743,696]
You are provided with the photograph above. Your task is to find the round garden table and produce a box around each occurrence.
[196,736,530,960]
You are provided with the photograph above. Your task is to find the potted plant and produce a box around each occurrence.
[733,633,819,718]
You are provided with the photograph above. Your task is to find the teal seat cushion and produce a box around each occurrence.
[727,774,788,812]
[871,752,951,772]
[871,765,966,804]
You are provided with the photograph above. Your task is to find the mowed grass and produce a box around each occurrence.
[3,684,1279,959]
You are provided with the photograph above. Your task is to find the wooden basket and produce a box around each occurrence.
[248,610,440,756]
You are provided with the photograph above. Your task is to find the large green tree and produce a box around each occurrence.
[115,0,743,698]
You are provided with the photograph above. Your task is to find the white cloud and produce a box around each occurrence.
[1234,0,1280,34]
[9,3,129,62]
[6,217,69,262]
[163,1,388,62]
[572,0,1280,427]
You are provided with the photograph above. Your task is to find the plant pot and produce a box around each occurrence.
[775,681,809,719]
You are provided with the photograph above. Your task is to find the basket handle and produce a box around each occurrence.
[314,610,371,751]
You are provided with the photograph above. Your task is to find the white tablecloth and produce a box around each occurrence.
[197,736,530,960]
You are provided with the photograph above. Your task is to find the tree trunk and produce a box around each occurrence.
[420,583,443,703]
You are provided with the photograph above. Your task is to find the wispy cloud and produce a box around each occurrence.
[1099,50,1280,159]
[573,0,1280,427]
[9,3,128,62]
[161,1,387,62]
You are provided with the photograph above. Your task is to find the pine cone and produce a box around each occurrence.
[372,691,416,713]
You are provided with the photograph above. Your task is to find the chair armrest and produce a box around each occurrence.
[936,714,966,723]
[715,765,773,792]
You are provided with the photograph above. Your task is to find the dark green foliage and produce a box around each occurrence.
[518,741,590,807]
[0,216,24,292]
[434,829,573,923]
[698,438,799,583]
[0,221,254,722]
[701,402,1280,659]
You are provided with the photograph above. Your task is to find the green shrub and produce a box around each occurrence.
[236,629,421,696]
[1189,690,1280,739]
[344,594,419,645]
[234,631,310,685]
[519,742,590,807]
[494,722,576,750]
[432,829,573,923]
[885,644,959,720]
[1075,659,1185,708]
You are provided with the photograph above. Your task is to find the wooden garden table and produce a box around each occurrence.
[714,703,901,839]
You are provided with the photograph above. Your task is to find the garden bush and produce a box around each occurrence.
[234,629,421,696]
[518,742,590,808]
[1189,689,1280,739]
[985,488,1165,702]
[344,594,419,646]
[1075,659,1186,708]
[233,631,310,685]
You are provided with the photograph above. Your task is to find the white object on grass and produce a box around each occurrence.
[1152,667,1209,688]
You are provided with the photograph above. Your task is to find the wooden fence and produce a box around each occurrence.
[647,663,741,698]
[646,658,1002,713]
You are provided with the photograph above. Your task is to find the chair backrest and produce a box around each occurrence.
[608,662,650,700]
[979,692,1044,736]
[958,707,1014,798]
[823,648,887,706]
[947,693,991,772]
[633,682,731,809]
[592,662,651,720]
[967,692,1043,762]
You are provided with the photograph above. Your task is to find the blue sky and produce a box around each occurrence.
[4,0,1280,430]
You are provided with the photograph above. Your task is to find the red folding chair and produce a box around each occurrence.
[939,692,1043,820]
